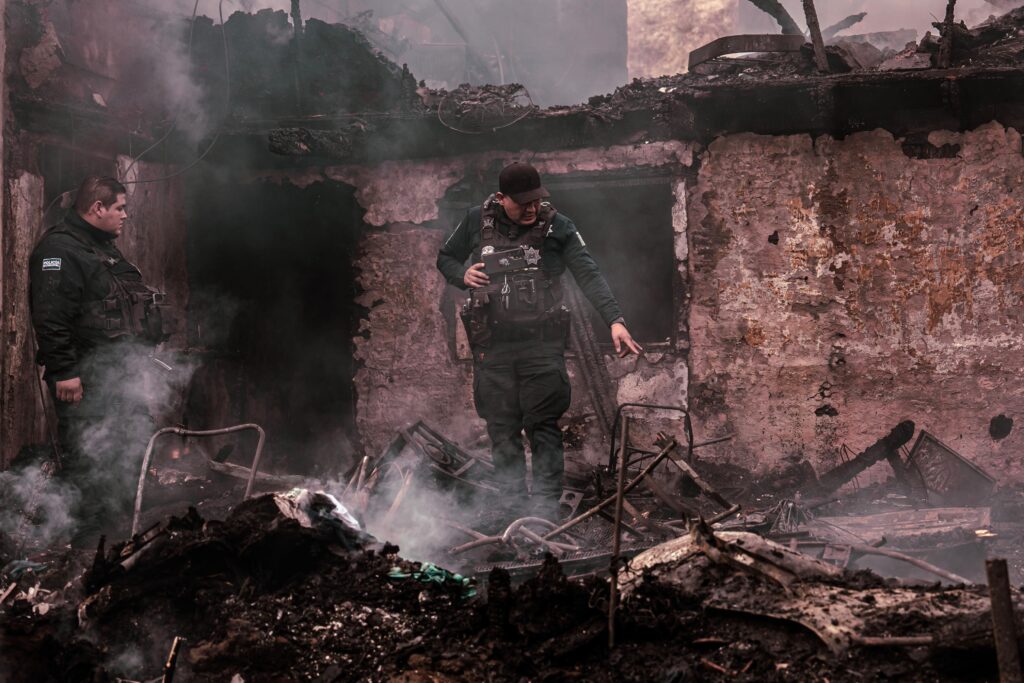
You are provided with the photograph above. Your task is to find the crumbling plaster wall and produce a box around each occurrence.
[271,142,697,458]
[689,122,1024,483]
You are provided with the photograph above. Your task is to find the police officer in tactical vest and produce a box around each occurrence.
[437,163,642,519]
[30,176,172,546]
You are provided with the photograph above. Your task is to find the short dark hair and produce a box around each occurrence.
[74,176,126,214]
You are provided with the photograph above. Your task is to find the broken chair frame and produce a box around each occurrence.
[131,424,267,536]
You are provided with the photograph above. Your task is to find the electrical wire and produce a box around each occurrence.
[123,0,231,185]
[118,0,201,183]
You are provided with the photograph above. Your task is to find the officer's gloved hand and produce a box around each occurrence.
[55,377,83,403]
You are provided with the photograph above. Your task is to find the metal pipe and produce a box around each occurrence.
[500,516,559,544]
[132,423,266,536]
[609,416,630,648]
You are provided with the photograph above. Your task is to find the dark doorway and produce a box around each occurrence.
[546,175,677,345]
[185,178,364,477]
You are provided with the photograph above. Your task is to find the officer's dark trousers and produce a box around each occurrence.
[473,339,571,506]
[49,360,152,547]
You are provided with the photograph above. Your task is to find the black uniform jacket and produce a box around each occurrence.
[29,211,142,382]
[436,205,624,327]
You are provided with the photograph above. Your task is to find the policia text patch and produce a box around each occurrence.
[41,258,62,271]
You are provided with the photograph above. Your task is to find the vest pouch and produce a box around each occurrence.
[511,273,539,311]
[460,293,493,349]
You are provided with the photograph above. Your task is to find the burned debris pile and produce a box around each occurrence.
[4,416,1022,681]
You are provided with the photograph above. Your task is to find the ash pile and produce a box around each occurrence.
[4,414,1024,681]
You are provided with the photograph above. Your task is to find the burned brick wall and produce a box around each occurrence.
[688,122,1024,483]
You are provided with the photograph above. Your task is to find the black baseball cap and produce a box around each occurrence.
[499,162,550,204]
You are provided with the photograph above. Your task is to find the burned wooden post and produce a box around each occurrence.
[938,0,958,68]
[802,0,830,72]
[162,636,185,683]
[816,421,916,493]
[986,559,1023,683]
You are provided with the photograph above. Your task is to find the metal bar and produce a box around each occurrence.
[802,0,830,72]
[547,437,678,541]
[853,635,934,647]
[608,403,690,472]
[987,559,1024,683]
[609,416,630,649]
[688,34,806,70]
[132,424,266,536]
[449,535,503,555]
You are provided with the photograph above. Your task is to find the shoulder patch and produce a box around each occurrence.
[41,257,62,271]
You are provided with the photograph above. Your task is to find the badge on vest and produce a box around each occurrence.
[41,258,61,271]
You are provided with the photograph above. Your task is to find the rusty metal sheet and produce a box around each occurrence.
[906,431,996,507]
[688,34,807,70]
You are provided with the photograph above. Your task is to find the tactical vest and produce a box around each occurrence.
[50,225,174,344]
[461,195,569,348]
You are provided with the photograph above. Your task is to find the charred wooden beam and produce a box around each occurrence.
[816,421,916,493]
[802,0,830,72]
[939,0,958,69]
[744,0,803,36]
[986,559,1024,682]
[822,12,867,41]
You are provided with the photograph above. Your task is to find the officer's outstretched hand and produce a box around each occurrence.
[464,262,490,288]
[611,323,643,358]
[56,377,83,403]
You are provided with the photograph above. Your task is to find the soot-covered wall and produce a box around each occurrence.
[264,122,1024,487]
[689,122,1024,483]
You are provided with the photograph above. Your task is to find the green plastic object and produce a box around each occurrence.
[388,562,476,598]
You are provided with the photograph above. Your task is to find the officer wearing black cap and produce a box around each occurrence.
[437,162,641,519]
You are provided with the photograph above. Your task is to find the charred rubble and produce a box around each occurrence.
[6,1,1024,682]
[4,415,1024,682]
